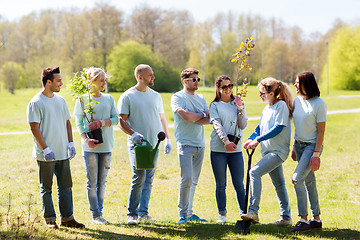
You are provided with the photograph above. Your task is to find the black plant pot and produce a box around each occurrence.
[87,128,103,144]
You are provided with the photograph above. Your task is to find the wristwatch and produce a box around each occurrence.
[201,111,207,118]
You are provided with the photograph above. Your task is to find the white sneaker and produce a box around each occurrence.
[217,215,227,223]
[269,218,292,226]
[127,215,138,225]
[92,216,109,224]
[241,211,259,223]
[139,215,156,222]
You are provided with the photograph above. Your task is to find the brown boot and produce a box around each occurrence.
[61,219,85,229]
[46,221,59,229]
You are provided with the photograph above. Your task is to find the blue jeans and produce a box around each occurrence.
[248,152,291,220]
[210,151,245,215]
[83,151,111,218]
[293,140,321,217]
[177,145,205,218]
[127,146,158,217]
[37,160,74,223]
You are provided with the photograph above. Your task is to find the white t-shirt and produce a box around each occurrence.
[293,96,327,143]
[117,87,164,147]
[27,92,71,161]
[258,100,291,161]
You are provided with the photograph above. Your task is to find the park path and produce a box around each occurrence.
[1,108,360,136]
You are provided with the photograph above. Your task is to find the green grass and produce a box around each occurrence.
[0,87,359,239]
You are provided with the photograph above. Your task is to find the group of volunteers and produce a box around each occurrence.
[27,64,326,233]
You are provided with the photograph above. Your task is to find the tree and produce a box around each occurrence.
[0,61,25,93]
[107,41,181,92]
[322,26,360,90]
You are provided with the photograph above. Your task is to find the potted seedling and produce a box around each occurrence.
[70,70,103,144]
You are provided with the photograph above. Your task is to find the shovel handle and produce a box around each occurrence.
[246,149,255,158]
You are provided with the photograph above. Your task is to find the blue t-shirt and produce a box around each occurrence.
[117,87,164,147]
[209,101,247,152]
[74,93,119,153]
[258,100,291,161]
[293,96,327,143]
[27,92,71,161]
[171,90,208,147]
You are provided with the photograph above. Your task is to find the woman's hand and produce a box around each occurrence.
[234,96,243,108]
[88,119,102,131]
[248,139,259,149]
[225,142,237,152]
[243,139,253,149]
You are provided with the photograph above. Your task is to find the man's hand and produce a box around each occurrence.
[68,142,76,160]
[42,147,55,161]
[164,138,172,155]
[309,151,321,171]
[291,149,297,161]
[131,132,144,144]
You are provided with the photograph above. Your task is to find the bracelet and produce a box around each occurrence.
[314,150,320,152]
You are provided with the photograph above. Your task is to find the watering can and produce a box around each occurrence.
[134,131,166,170]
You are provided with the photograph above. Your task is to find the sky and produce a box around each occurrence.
[1,0,359,35]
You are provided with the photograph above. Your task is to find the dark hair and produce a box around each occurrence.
[212,75,235,102]
[181,68,199,80]
[297,72,320,99]
[41,66,60,86]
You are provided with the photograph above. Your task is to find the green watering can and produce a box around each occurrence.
[134,131,166,170]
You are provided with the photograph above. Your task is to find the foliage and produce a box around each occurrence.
[322,26,360,90]
[0,61,25,94]
[231,36,255,98]
[69,70,98,123]
[107,41,181,92]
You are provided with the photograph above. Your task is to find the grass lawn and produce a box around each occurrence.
[0,86,359,239]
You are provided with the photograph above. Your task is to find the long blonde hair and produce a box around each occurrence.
[258,77,294,118]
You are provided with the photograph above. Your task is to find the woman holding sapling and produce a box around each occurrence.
[74,67,119,224]
[291,72,326,232]
[209,75,248,223]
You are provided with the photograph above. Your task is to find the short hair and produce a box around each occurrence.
[297,72,320,99]
[41,66,60,86]
[181,68,199,80]
[134,64,151,80]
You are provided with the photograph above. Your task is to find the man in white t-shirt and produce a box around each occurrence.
[117,64,172,225]
[27,67,84,229]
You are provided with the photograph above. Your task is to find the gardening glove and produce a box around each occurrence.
[243,139,253,149]
[42,147,55,161]
[164,138,172,155]
[131,132,144,144]
[291,149,297,161]
[224,140,237,152]
[309,151,320,171]
[68,142,76,160]
[88,120,106,131]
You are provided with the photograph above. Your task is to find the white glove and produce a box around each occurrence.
[164,138,172,155]
[131,132,144,144]
[42,147,55,161]
[68,142,76,160]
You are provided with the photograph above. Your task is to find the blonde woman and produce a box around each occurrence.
[242,77,293,226]
[74,67,119,224]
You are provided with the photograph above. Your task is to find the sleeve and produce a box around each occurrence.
[237,107,248,130]
[249,125,261,140]
[117,93,130,115]
[74,98,87,134]
[157,93,164,114]
[209,102,219,123]
[202,96,209,111]
[212,118,228,143]
[63,99,71,121]
[171,94,184,113]
[27,101,41,124]
[110,96,119,126]
[274,101,289,126]
[316,100,327,123]
[256,125,285,142]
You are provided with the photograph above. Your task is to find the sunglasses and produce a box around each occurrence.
[185,77,201,83]
[259,91,266,96]
[221,84,233,90]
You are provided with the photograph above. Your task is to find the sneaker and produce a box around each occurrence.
[61,219,85,229]
[241,211,259,223]
[178,216,187,223]
[291,219,311,232]
[310,219,322,229]
[92,216,109,224]
[217,215,227,223]
[139,215,156,222]
[46,221,59,229]
[127,215,138,225]
[269,218,292,226]
[187,214,207,222]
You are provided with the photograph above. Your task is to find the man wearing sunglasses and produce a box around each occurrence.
[171,68,210,224]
